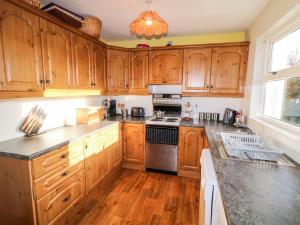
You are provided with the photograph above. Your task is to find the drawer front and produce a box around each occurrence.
[33,161,84,200]
[36,171,85,225]
[32,139,84,179]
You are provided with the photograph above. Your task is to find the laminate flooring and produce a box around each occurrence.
[73,169,199,225]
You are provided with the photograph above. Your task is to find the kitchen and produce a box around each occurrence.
[0,0,299,225]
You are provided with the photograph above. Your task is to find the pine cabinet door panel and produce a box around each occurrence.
[179,127,204,171]
[72,34,93,89]
[210,46,248,94]
[93,44,106,92]
[107,49,129,92]
[130,51,148,94]
[0,1,43,91]
[123,123,145,163]
[149,50,183,84]
[40,19,72,89]
[183,48,211,92]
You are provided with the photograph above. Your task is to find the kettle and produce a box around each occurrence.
[223,108,237,125]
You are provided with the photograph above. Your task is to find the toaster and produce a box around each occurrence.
[131,107,145,117]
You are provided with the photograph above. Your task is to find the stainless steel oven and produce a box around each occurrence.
[145,125,179,173]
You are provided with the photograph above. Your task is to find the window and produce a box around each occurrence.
[263,26,300,127]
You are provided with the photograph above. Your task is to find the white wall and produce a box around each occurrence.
[109,95,243,119]
[0,96,101,142]
[245,0,300,163]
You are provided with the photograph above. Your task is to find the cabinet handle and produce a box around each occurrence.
[60,153,69,159]
[40,80,45,84]
[206,85,210,88]
[46,80,50,84]
[61,170,69,176]
[210,85,214,89]
[62,194,71,202]
[85,144,88,149]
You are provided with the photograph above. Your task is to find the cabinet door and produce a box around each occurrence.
[40,19,72,89]
[92,43,106,92]
[85,130,105,192]
[0,1,43,91]
[123,123,145,164]
[179,127,204,171]
[183,48,212,92]
[107,49,129,92]
[149,50,183,84]
[72,34,93,89]
[110,124,122,169]
[210,46,248,94]
[129,51,148,94]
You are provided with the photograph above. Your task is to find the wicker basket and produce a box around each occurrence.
[80,17,102,39]
[23,0,40,8]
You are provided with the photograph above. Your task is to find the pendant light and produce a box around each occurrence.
[130,0,168,39]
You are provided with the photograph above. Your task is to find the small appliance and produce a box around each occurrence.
[223,108,237,125]
[131,107,145,117]
[102,99,116,117]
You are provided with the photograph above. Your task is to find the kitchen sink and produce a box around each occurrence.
[211,130,296,167]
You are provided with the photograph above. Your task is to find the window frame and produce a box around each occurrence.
[261,16,300,130]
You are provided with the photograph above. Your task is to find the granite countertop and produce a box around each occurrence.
[0,117,299,225]
[106,115,152,123]
[0,120,119,160]
[182,119,300,225]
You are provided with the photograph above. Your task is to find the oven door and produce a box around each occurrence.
[146,143,178,172]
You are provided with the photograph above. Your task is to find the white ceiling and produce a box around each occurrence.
[42,0,271,41]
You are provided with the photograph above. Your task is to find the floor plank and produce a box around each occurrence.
[72,169,199,225]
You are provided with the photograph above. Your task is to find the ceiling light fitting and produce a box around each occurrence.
[130,0,168,39]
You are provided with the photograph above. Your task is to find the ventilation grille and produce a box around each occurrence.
[146,125,178,145]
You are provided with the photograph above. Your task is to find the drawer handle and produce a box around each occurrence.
[63,194,71,202]
[60,153,69,159]
[61,170,69,176]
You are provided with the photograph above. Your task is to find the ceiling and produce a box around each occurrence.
[42,0,271,41]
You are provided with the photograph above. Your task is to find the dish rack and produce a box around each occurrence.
[220,133,282,162]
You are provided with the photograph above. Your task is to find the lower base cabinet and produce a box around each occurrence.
[122,123,145,170]
[178,126,204,179]
[0,122,122,225]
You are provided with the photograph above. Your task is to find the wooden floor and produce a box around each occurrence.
[72,169,200,225]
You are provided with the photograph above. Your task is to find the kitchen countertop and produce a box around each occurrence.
[0,120,119,160]
[181,119,300,225]
[0,117,299,225]
[106,115,152,123]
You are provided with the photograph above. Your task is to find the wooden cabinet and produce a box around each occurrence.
[183,48,212,93]
[122,123,145,165]
[210,46,248,94]
[40,19,72,89]
[178,126,204,178]
[107,49,129,92]
[129,51,149,94]
[72,34,93,89]
[92,43,106,92]
[0,0,43,92]
[149,50,183,84]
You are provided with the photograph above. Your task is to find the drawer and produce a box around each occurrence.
[36,171,85,225]
[33,161,84,200]
[32,139,84,179]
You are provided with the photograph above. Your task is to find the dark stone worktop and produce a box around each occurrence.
[0,117,299,225]
[182,119,300,225]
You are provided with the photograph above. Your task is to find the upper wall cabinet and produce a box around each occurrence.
[129,51,149,94]
[149,50,183,84]
[107,49,129,93]
[40,19,72,89]
[0,1,43,92]
[210,46,248,95]
[72,34,93,89]
[183,48,212,93]
[92,43,106,93]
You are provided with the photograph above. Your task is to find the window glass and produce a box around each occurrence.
[264,77,300,127]
[282,77,300,126]
[270,27,300,72]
